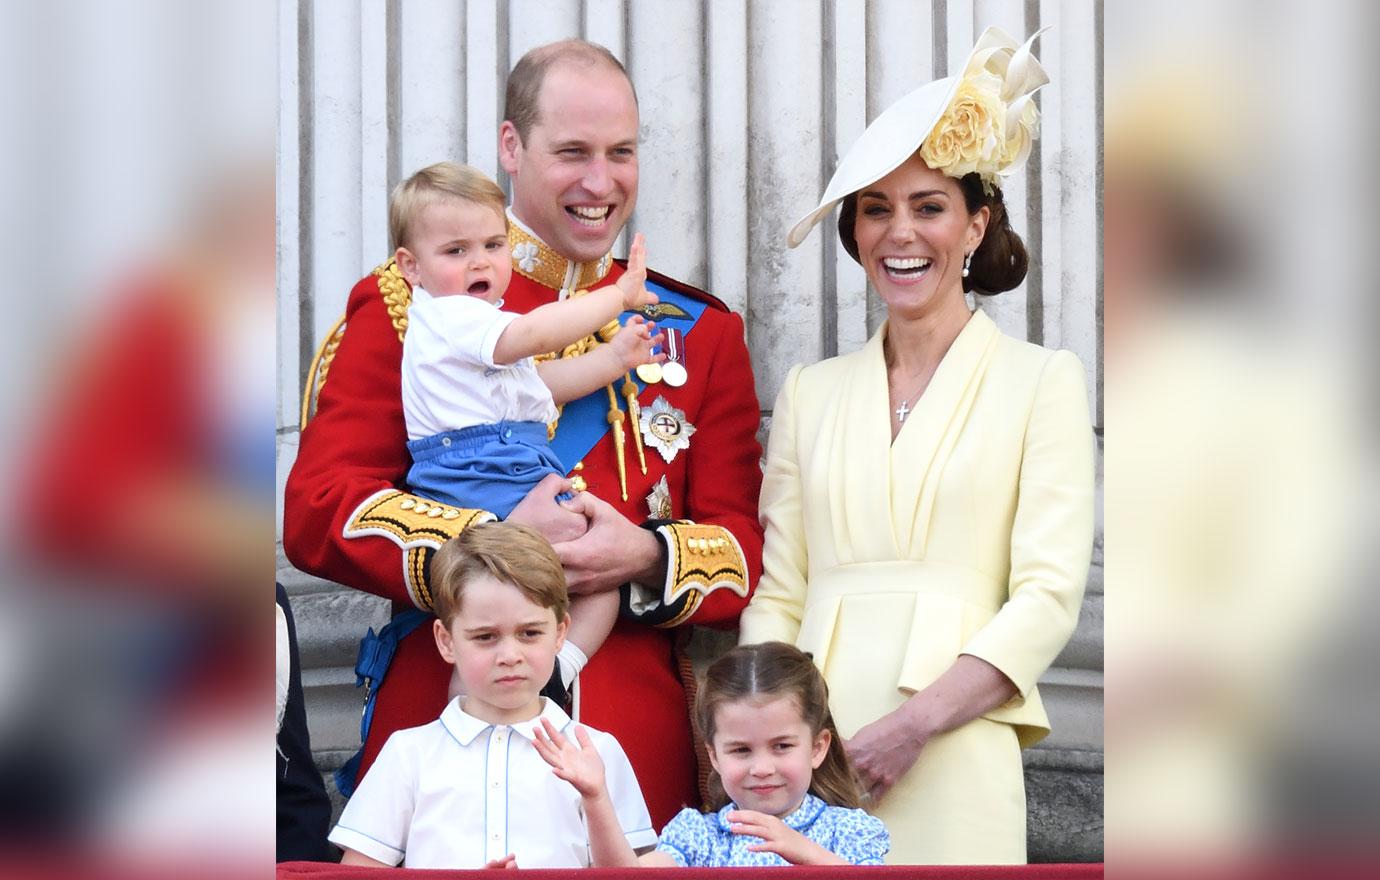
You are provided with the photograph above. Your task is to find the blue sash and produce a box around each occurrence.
[548,280,709,467]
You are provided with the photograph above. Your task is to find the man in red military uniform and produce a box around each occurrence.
[282,39,763,828]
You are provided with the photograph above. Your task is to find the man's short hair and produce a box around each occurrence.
[504,39,637,143]
[429,522,569,627]
[389,161,506,251]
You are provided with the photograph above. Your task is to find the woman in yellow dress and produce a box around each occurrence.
[738,28,1094,864]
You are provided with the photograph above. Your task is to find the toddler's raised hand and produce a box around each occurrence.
[615,232,658,311]
[533,717,607,801]
[609,315,666,372]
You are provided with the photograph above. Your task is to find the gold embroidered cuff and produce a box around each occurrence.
[649,522,750,628]
[343,489,497,611]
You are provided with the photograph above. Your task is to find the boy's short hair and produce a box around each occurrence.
[429,522,569,627]
[389,161,506,251]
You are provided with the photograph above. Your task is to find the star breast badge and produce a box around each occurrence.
[639,396,696,464]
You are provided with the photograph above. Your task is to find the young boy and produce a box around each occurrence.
[328,523,656,868]
[392,162,663,696]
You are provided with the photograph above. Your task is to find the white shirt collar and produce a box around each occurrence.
[439,697,573,746]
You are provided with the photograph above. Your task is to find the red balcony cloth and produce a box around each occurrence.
[278,861,1103,880]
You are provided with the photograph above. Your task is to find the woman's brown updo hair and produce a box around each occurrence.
[836,169,1028,295]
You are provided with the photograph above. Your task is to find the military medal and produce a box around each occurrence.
[640,396,695,463]
[661,328,687,387]
[635,361,663,384]
[645,475,672,520]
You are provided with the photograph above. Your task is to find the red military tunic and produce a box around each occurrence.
[282,219,764,827]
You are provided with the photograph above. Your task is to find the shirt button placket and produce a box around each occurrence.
[485,727,507,863]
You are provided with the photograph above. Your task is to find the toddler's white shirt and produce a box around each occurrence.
[401,286,558,441]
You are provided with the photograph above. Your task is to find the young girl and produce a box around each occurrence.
[534,641,890,866]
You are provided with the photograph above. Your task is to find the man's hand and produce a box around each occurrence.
[508,474,588,544]
[482,854,518,869]
[726,809,846,865]
[553,491,663,595]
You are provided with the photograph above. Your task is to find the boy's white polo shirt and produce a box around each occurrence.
[328,697,655,868]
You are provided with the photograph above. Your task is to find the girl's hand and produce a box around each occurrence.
[844,704,931,803]
[482,853,518,869]
[608,315,666,371]
[614,233,658,310]
[726,809,846,866]
[532,717,607,800]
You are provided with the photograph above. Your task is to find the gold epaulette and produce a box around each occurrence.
[300,313,346,431]
[299,259,412,431]
[374,258,412,342]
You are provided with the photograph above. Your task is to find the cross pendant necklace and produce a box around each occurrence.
[895,401,912,422]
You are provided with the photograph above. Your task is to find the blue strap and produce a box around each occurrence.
[334,608,431,798]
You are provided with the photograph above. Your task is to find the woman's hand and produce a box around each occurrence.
[726,809,846,865]
[845,704,932,803]
[532,717,607,801]
[846,655,1017,802]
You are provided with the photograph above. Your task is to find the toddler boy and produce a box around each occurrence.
[392,162,663,695]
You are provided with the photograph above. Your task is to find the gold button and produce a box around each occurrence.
[413,502,429,514]
[399,498,415,510]
[427,508,443,518]
[442,510,459,520]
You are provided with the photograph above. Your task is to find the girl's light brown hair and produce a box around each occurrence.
[696,641,864,810]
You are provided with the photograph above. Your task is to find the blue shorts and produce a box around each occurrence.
[406,421,569,520]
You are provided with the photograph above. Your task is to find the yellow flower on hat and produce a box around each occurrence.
[919,71,1007,185]
[785,27,1051,248]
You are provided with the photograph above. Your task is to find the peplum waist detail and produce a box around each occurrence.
[795,560,1051,748]
[806,560,1004,611]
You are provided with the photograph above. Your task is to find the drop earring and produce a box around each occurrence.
[961,251,973,278]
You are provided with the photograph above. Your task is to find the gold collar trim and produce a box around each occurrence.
[506,209,614,293]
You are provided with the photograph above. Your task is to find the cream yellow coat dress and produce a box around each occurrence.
[738,310,1094,864]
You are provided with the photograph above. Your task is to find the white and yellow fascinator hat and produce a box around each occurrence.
[786,26,1050,248]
